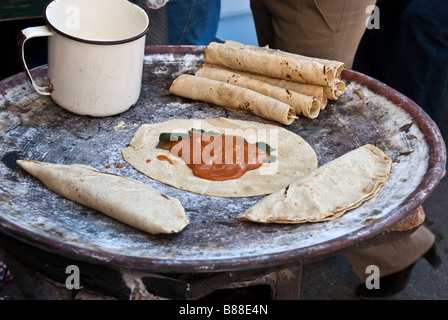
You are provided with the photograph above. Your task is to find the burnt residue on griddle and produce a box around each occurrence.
[2,151,21,170]
[399,122,414,133]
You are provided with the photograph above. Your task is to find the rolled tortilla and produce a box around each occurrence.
[169,74,296,125]
[204,40,344,86]
[17,160,189,234]
[237,144,392,224]
[201,64,328,110]
[324,79,346,100]
[195,65,321,118]
[224,40,345,78]
[201,63,328,110]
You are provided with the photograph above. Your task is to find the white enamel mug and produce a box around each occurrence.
[17,0,150,117]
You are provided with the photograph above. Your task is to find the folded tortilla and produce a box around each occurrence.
[237,144,392,223]
[121,118,318,198]
[169,74,296,125]
[204,40,344,86]
[324,79,346,100]
[195,65,321,119]
[17,160,189,234]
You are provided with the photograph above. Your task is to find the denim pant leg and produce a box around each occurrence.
[387,0,448,132]
[354,0,448,133]
[166,0,221,45]
[353,0,412,81]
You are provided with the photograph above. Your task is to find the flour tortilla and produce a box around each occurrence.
[195,65,321,118]
[121,118,318,197]
[324,79,346,100]
[202,64,328,110]
[237,144,392,223]
[204,40,344,86]
[169,74,296,125]
[17,160,189,234]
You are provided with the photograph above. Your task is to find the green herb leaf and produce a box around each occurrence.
[251,142,277,163]
[191,128,220,136]
[156,132,190,149]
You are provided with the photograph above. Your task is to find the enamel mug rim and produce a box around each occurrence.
[43,0,151,45]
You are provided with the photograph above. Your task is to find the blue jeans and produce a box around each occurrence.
[166,0,221,45]
[353,0,448,134]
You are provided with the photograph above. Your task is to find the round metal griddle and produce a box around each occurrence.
[0,46,446,273]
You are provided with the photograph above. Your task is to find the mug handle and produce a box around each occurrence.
[17,26,54,96]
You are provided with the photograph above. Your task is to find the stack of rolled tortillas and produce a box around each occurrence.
[169,40,346,125]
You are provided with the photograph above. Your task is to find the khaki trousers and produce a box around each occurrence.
[250,0,377,68]
[345,225,435,282]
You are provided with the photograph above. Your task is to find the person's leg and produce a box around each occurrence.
[166,0,221,45]
[345,226,435,282]
[353,0,412,80]
[385,0,448,132]
[354,0,448,133]
[345,225,439,298]
[251,0,376,68]
[250,0,276,48]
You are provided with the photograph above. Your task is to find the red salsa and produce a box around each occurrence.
[159,131,270,181]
